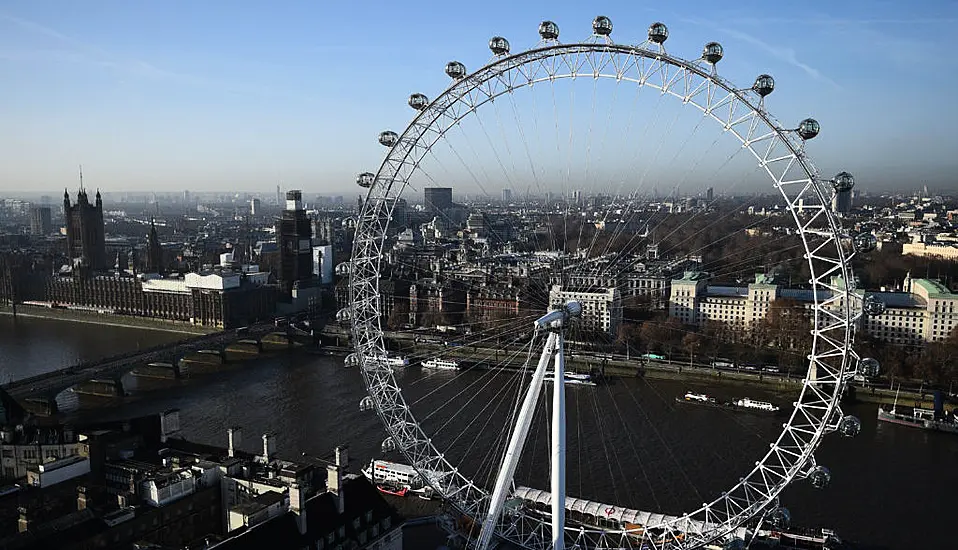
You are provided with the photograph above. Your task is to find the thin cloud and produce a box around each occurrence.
[719,27,841,89]
[679,17,841,90]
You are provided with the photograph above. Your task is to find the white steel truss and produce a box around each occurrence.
[349,40,857,550]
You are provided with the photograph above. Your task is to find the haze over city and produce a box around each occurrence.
[2,2,958,550]
[2,0,958,194]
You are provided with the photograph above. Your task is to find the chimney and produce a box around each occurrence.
[160,409,180,443]
[77,486,89,511]
[335,446,348,469]
[327,464,344,514]
[289,483,307,534]
[17,507,29,533]
[261,433,274,463]
[228,427,243,458]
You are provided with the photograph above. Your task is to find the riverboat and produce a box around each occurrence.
[361,459,446,498]
[374,354,409,368]
[877,388,958,435]
[540,371,596,386]
[422,358,459,370]
[674,392,781,414]
[732,397,780,413]
[756,526,844,549]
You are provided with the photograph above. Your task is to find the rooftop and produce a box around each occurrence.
[913,278,952,298]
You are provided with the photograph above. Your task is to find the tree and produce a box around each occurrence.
[682,332,703,366]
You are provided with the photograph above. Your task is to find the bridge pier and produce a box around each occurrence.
[73,378,125,398]
[261,332,304,351]
[225,339,262,360]
[22,396,58,416]
[130,362,181,380]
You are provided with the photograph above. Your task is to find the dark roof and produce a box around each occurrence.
[213,475,401,550]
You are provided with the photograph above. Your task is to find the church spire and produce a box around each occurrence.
[147,218,163,275]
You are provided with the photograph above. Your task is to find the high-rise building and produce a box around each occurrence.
[706,187,714,202]
[275,185,282,206]
[832,189,853,215]
[424,187,453,213]
[275,190,313,296]
[312,244,334,285]
[30,206,52,235]
[501,188,513,203]
[250,198,261,216]
[64,187,106,272]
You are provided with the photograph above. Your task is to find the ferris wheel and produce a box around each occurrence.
[348,15,874,550]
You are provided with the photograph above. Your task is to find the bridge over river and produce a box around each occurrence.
[1,317,324,415]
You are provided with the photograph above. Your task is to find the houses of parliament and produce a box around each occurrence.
[0,186,278,329]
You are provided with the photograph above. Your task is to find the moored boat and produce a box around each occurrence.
[542,371,596,386]
[877,388,958,435]
[422,358,459,370]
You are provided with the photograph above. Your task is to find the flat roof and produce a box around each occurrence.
[913,278,952,297]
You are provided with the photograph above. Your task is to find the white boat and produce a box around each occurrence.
[374,354,409,368]
[362,460,426,489]
[543,373,596,386]
[361,460,448,495]
[422,358,459,370]
[733,397,780,412]
[682,392,711,403]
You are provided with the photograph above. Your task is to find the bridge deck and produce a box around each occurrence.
[0,320,305,400]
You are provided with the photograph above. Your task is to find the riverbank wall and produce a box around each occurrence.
[0,305,215,335]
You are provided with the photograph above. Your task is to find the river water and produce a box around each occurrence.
[0,316,952,550]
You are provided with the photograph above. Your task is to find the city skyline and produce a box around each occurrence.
[2,1,957,194]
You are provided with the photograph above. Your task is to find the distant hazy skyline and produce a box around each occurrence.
[2,1,957,194]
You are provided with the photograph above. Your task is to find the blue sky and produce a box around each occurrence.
[1,0,957,194]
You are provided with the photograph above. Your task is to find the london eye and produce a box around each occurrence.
[348,16,872,549]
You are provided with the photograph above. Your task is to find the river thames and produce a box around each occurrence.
[0,315,953,550]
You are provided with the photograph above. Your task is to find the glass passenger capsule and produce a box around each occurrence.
[703,42,723,64]
[859,357,881,378]
[408,93,428,110]
[489,36,510,55]
[445,61,467,80]
[648,22,669,44]
[592,15,613,36]
[798,118,820,140]
[768,506,791,529]
[378,131,398,147]
[381,437,396,453]
[839,415,862,437]
[356,172,375,188]
[539,20,559,40]
[863,295,886,316]
[360,396,375,412]
[809,465,831,489]
[753,74,775,97]
[831,171,855,192]
[854,232,877,253]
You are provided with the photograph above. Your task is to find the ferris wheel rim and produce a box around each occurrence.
[349,37,856,549]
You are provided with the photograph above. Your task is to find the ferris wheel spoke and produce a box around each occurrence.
[351,22,858,549]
